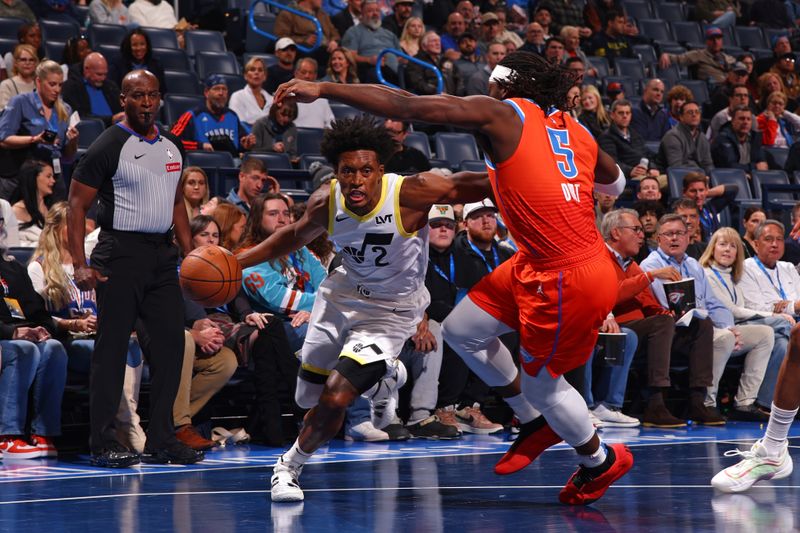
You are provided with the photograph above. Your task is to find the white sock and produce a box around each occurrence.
[763,403,799,457]
[579,442,608,469]
[280,439,312,470]
[504,393,540,424]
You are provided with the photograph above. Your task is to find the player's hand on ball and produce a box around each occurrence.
[74,264,108,291]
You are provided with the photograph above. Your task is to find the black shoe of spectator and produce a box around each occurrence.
[142,440,204,465]
[729,404,771,422]
[90,442,141,468]
[688,404,726,426]
[382,423,411,441]
[407,415,462,440]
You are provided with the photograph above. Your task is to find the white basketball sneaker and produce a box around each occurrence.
[711,439,793,493]
[365,360,407,430]
[271,457,305,502]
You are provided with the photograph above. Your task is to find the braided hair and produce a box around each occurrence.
[494,51,580,111]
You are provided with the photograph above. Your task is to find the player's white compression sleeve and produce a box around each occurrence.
[594,165,626,196]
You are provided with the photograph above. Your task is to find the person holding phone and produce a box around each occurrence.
[0,60,78,202]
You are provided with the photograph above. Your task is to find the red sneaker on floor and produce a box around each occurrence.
[559,443,634,505]
[494,418,563,475]
[31,435,58,457]
[0,437,42,459]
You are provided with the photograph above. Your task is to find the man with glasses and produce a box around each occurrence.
[658,26,736,84]
[383,119,431,174]
[671,197,708,260]
[659,101,714,174]
[710,63,751,115]
[707,84,753,141]
[640,214,727,425]
[711,106,769,174]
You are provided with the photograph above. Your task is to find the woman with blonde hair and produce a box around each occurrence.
[0,59,78,201]
[322,48,359,84]
[27,202,147,452]
[213,202,247,252]
[578,84,611,137]
[756,72,789,111]
[180,167,210,221]
[0,44,38,111]
[399,16,425,58]
[229,57,273,126]
[699,227,790,420]
[756,91,800,148]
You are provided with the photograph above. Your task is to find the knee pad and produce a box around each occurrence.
[295,378,325,410]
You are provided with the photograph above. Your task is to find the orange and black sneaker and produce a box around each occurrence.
[559,443,634,505]
[494,416,562,475]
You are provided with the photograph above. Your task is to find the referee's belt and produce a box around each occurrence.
[102,227,174,243]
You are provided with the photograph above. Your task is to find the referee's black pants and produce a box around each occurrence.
[90,230,185,453]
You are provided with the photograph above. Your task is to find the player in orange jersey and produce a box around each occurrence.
[275,51,633,505]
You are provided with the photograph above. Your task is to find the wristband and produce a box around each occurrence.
[594,165,626,196]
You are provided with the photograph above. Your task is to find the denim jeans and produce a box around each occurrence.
[712,10,736,28]
[282,321,308,355]
[0,339,67,436]
[746,315,792,407]
[67,337,142,375]
[583,328,638,409]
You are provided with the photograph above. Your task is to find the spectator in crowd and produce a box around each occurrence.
[476,12,502,54]
[588,10,635,65]
[342,0,402,84]
[561,27,595,76]
[214,202,247,251]
[226,157,273,214]
[465,41,506,95]
[783,203,800,264]
[672,197,708,259]
[399,17,425,58]
[89,0,130,25]
[700,227,790,419]
[239,193,327,354]
[770,53,800,103]
[61,36,92,82]
[13,160,56,248]
[456,0,479,32]
[708,84,752,141]
[275,0,340,67]
[696,0,740,28]
[659,26,736,84]
[441,13,467,60]
[594,190,617,228]
[28,0,83,24]
[292,58,336,128]
[565,84,581,120]
[252,100,300,162]
[405,31,462,95]
[600,209,684,427]
[493,9,524,50]
[756,72,790,111]
[2,23,42,77]
[520,22,546,55]
[533,6,554,38]
[739,52,758,96]
[658,101,714,174]
[538,0,592,36]
[384,119,431,174]
[755,35,793,77]
[180,167,210,221]
[631,79,670,143]
[605,81,625,103]
[0,45,37,112]
[331,0,362,38]
[633,199,664,262]
[0,223,67,459]
[741,207,765,258]
[785,137,800,175]
[229,58,273,127]
[62,52,124,128]
[173,216,239,450]
[665,84,693,128]
[382,0,414,37]
[266,38,299,94]
[0,60,78,202]
[128,0,178,29]
[577,84,610,138]
[709,62,750,117]
[543,36,566,65]
[565,56,586,83]
[750,0,794,30]
[641,214,731,425]
[171,74,255,155]
[108,30,166,95]
[711,106,768,174]
[454,32,482,79]
[757,91,800,148]
[599,99,660,183]
[0,0,36,22]
[636,175,662,203]
[322,48,360,84]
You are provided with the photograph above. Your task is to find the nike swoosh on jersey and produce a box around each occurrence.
[335,214,348,221]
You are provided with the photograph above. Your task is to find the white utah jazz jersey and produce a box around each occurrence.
[328,173,429,298]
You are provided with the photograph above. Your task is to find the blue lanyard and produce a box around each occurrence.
[779,119,794,146]
[710,267,737,304]
[430,254,455,284]
[699,207,715,234]
[754,257,786,299]
[468,241,499,273]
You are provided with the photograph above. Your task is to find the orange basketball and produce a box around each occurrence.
[179,245,243,308]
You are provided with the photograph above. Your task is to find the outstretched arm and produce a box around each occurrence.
[400,171,492,209]
[236,185,330,269]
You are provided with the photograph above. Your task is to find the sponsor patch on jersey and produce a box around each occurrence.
[166,162,181,172]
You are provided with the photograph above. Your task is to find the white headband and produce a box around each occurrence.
[489,65,515,83]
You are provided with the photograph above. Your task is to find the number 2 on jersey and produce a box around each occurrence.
[546,127,578,179]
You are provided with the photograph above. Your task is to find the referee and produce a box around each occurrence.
[67,70,202,467]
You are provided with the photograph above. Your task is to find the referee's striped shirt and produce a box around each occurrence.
[72,123,185,233]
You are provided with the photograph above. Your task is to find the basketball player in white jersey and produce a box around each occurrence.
[237,116,491,502]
